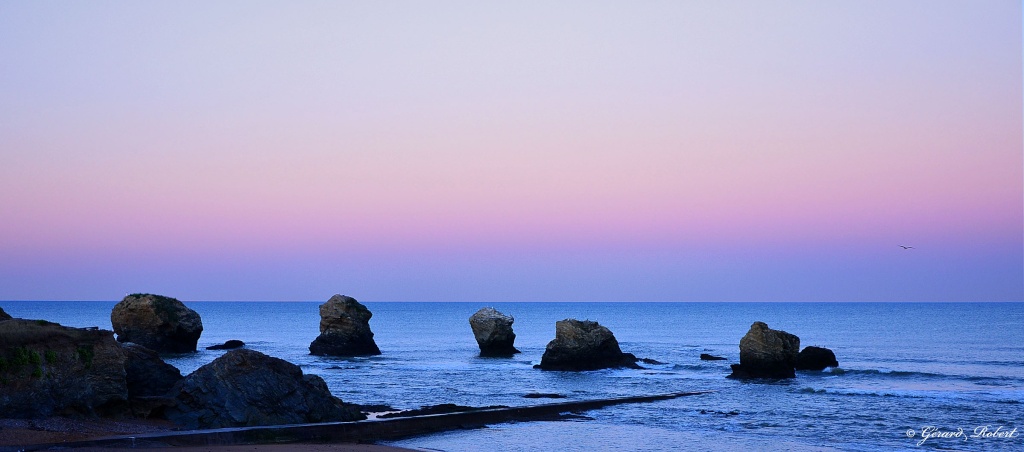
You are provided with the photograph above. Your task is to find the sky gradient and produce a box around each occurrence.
[1,1,1021,302]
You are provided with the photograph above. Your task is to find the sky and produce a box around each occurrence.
[1,1,1021,302]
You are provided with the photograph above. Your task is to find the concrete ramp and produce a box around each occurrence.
[11,391,712,450]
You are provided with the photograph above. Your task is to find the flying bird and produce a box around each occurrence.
[899,245,914,249]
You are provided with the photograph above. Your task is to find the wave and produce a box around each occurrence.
[825,368,1022,386]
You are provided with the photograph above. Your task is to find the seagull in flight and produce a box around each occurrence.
[899,245,914,250]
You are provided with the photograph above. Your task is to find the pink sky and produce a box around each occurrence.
[1,1,1020,301]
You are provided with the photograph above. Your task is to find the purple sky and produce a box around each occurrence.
[1,1,1021,302]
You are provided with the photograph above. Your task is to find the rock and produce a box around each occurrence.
[468,307,520,357]
[795,346,839,371]
[535,319,640,371]
[728,321,800,379]
[110,294,203,353]
[308,295,381,357]
[639,358,665,365]
[0,306,11,321]
[164,349,364,429]
[206,340,245,350]
[0,319,128,418]
[121,343,182,398]
[700,353,727,361]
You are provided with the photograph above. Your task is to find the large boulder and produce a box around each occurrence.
[110,294,203,353]
[728,321,800,379]
[309,295,381,356]
[795,346,839,371]
[0,319,128,418]
[469,307,520,357]
[535,319,639,371]
[164,349,364,429]
[121,343,182,398]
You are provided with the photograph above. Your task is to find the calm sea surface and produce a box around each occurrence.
[3,301,1022,451]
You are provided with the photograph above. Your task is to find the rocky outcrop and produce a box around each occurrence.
[795,346,839,371]
[535,319,639,371]
[165,349,364,429]
[468,307,520,357]
[110,294,203,353]
[0,306,11,321]
[308,295,381,356]
[206,340,245,350]
[121,343,182,398]
[0,319,128,418]
[728,321,800,379]
[700,353,727,361]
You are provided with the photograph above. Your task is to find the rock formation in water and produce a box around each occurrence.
[165,349,364,429]
[206,339,245,350]
[468,307,520,357]
[795,346,839,371]
[700,353,727,361]
[0,319,129,418]
[728,321,800,379]
[535,319,640,371]
[308,295,381,356]
[0,306,11,321]
[110,294,203,353]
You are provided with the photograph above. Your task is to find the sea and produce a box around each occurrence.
[2,301,1021,451]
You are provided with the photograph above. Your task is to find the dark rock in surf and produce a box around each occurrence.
[795,346,839,371]
[535,319,640,371]
[468,307,520,357]
[700,353,727,361]
[206,339,245,350]
[308,295,381,357]
[165,349,364,429]
[110,294,203,353]
[727,321,800,379]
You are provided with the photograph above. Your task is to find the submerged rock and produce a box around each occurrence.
[110,294,203,353]
[535,319,640,371]
[795,346,839,371]
[728,321,800,379]
[700,353,727,361]
[165,349,364,429]
[469,307,520,357]
[0,319,128,418]
[309,295,381,357]
[206,340,245,350]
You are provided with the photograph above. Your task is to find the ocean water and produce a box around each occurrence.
[2,301,1021,451]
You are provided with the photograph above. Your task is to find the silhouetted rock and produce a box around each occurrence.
[309,295,381,357]
[728,321,800,379]
[121,343,182,398]
[700,353,727,361]
[535,319,640,371]
[0,319,128,418]
[0,306,11,321]
[640,358,665,365]
[469,307,520,357]
[110,294,203,353]
[165,349,364,429]
[795,346,839,371]
[206,340,245,350]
